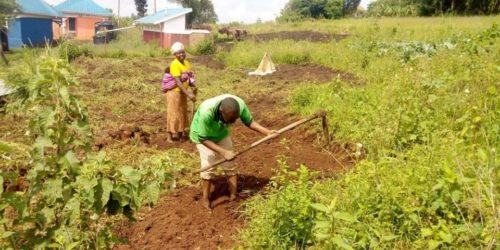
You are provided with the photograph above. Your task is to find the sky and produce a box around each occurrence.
[45,0,374,24]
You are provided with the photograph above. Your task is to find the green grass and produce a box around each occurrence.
[238,16,499,249]
[246,16,500,39]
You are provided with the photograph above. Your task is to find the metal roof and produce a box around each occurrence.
[54,0,112,17]
[15,0,60,17]
[135,8,192,25]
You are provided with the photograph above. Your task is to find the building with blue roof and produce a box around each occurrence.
[7,0,59,48]
[135,8,209,49]
[54,0,112,40]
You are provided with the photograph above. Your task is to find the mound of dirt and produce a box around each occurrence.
[252,31,349,43]
[252,63,361,85]
[94,124,150,149]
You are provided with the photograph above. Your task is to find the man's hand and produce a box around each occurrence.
[223,150,237,161]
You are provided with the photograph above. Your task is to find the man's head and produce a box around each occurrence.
[219,98,240,124]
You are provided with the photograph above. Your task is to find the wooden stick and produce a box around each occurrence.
[322,116,331,146]
[191,100,196,122]
[197,111,326,173]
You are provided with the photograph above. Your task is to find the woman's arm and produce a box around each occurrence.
[174,77,195,101]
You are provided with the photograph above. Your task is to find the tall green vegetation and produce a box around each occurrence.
[368,0,500,16]
[0,0,16,19]
[0,51,179,248]
[171,0,218,27]
[234,18,499,249]
[278,0,361,22]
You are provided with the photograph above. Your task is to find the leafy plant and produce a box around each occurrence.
[58,41,92,62]
[190,35,216,55]
[241,162,317,249]
[0,52,177,249]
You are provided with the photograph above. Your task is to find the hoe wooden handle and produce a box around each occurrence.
[197,111,327,173]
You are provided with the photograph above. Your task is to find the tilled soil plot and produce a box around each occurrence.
[252,31,349,43]
[114,109,354,250]
[189,55,225,70]
[255,63,361,85]
[114,64,358,250]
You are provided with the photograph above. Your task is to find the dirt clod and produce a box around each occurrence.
[94,124,150,149]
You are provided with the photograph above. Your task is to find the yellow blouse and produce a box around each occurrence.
[169,58,191,92]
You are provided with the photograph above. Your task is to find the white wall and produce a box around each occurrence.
[162,15,186,33]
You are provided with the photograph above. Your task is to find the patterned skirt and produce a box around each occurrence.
[166,90,188,133]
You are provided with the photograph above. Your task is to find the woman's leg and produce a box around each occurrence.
[166,132,173,143]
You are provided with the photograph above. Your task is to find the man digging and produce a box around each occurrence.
[190,94,276,210]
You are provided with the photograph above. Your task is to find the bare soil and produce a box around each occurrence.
[252,63,361,85]
[189,55,225,70]
[113,67,356,250]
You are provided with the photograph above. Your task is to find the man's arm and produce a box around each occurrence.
[248,121,276,136]
[201,139,236,160]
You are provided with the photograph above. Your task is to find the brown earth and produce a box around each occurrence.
[252,31,349,43]
[189,55,226,70]
[113,64,357,249]
[253,63,361,85]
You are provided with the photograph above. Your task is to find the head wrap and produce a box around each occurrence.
[171,42,185,54]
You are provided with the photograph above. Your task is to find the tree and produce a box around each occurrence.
[134,0,148,17]
[343,0,361,15]
[172,0,218,27]
[277,0,361,22]
[367,0,499,16]
[0,0,17,65]
[367,0,419,16]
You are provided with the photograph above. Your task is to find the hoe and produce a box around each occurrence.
[198,110,330,173]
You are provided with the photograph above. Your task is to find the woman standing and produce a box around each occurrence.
[166,42,196,142]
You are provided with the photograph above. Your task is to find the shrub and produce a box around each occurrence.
[241,162,317,249]
[58,42,92,62]
[0,52,178,249]
[191,36,216,55]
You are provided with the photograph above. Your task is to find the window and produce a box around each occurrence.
[68,17,76,32]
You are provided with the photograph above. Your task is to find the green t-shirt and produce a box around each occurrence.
[190,94,253,143]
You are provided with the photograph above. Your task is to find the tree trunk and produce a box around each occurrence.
[0,50,8,66]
